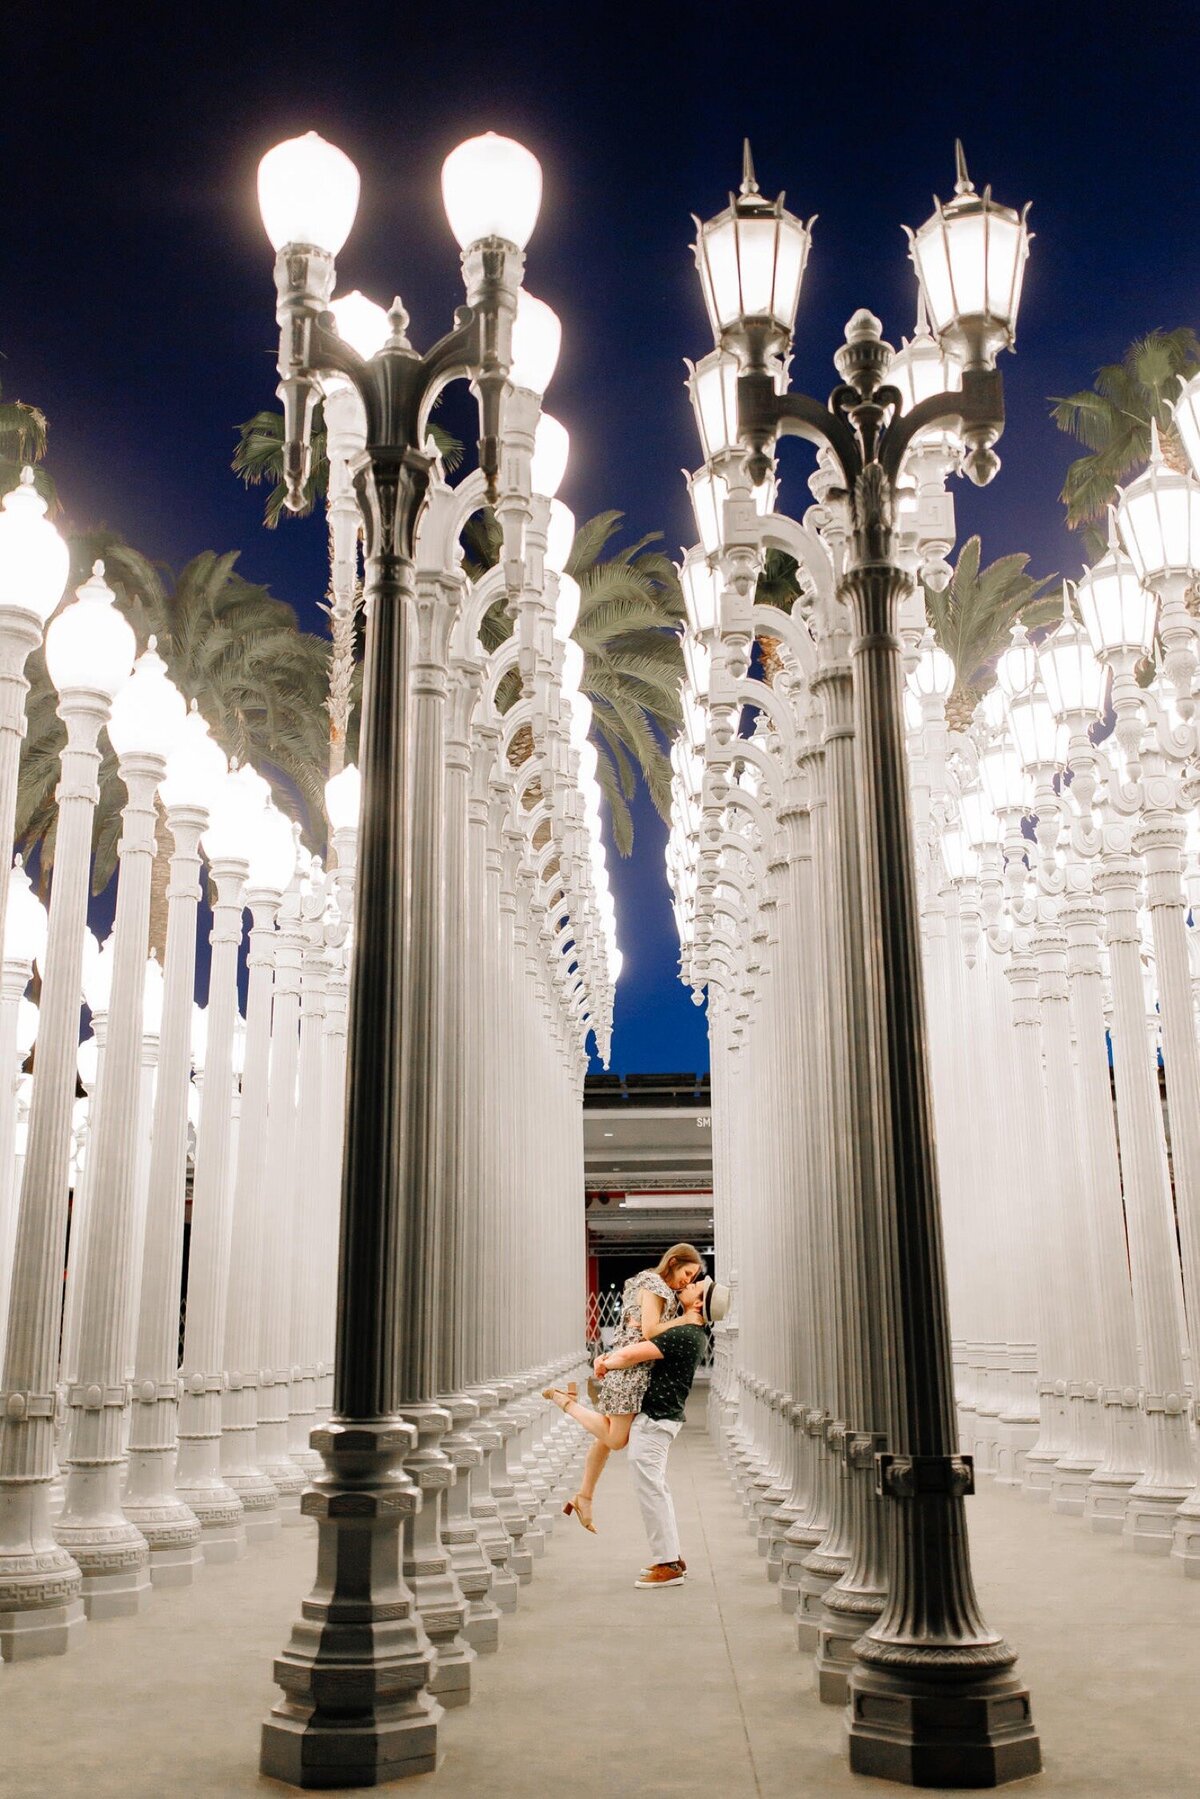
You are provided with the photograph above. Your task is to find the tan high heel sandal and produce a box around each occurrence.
[563,1492,597,1533]
[541,1383,578,1411]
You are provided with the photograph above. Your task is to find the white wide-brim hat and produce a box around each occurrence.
[701,1279,730,1325]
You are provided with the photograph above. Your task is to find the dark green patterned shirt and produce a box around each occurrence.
[640,1323,706,1423]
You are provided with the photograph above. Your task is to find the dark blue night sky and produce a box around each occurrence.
[1,0,1194,1074]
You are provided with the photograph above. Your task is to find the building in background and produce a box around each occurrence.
[583,1073,713,1337]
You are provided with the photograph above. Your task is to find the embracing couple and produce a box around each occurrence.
[543,1244,728,1589]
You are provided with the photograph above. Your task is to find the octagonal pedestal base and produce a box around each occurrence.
[261,1704,442,1789]
[848,1662,1041,1788]
[1122,1487,1186,1555]
[0,1595,86,1661]
[1169,1498,1200,1574]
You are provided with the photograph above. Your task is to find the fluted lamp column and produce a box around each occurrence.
[220,799,295,1538]
[56,641,186,1617]
[0,862,47,1365]
[0,471,69,958]
[123,706,226,1582]
[0,563,134,1660]
[175,764,268,1561]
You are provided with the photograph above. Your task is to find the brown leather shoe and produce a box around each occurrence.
[634,1560,686,1589]
[638,1557,686,1578]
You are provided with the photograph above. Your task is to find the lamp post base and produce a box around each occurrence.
[260,1418,440,1789]
[0,1484,87,1662]
[847,1662,1042,1788]
[1170,1492,1200,1573]
[1122,1481,1189,1555]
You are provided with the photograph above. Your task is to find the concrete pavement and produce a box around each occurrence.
[1,1400,1196,1796]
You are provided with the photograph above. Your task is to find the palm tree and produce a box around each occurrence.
[458,508,683,854]
[751,548,803,686]
[17,535,331,952]
[1051,328,1200,553]
[233,406,462,779]
[233,406,463,528]
[570,512,683,855]
[923,535,1060,731]
[0,375,56,511]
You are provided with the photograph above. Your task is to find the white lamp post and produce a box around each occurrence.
[220,799,295,1538]
[123,706,225,1582]
[0,561,134,1660]
[256,840,309,1521]
[0,470,69,959]
[175,763,265,1560]
[56,640,185,1616]
[0,860,45,1362]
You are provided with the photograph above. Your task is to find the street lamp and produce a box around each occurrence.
[256,123,541,1784]
[693,141,812,367]
[1114,429,1200,720]
[0,859,46,1363]
[56,639,186,1616]
[176,762,265,1563]
[221,799,297,1536]
[0,561,134,1661]
[710,141,1040,1783]
[124,704,226,1584]
[0,470,69,961]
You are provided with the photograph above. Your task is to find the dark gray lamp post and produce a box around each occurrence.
[696,142,1041,1787]
[253,127,541,1789]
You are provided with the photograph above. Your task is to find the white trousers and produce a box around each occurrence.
[628,1414,683,1564]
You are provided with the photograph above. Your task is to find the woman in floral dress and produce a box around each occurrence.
[544,1243,704,1531]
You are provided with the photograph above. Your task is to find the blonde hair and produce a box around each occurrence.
[655,1242,706,1283]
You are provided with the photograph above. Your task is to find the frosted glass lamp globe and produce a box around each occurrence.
[560,637,585,700]
[4,859,47,968]
[330,291,391,359]
[191,1003,208,1073]
[246,804,297,896]
[531,414,570,499]
[576,740,598,788]
[693,168,812,348]
[77,1034,99,1092]
[1076,536,1156,660]
[553,573,581,644]
[680,548,721,637]
[0,469,70,623]
[258,132,360,254]
[325,763,362,832]
[83,933,116,1017]
[160,707,227,814]
[509,292,561,395]
[1115,433,1200,583]
[994,624,1037,699]
[142,954,165,1038]
[568,690,592,753]
[545,501,575,575]
[906,146,1030,368]
[45,562,136,700]
[15,996,37,1059]
[203,764,271,864]
[441,133,542,250]
[907,640,955,700]
[107,640,187,761]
